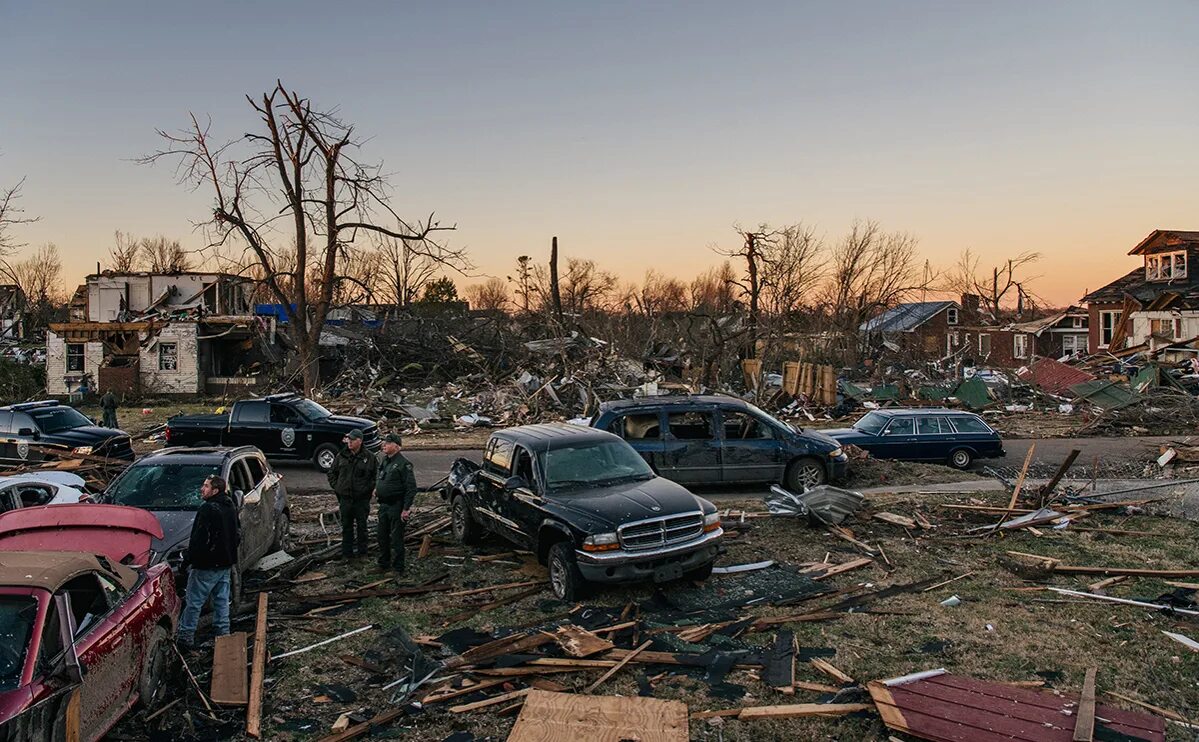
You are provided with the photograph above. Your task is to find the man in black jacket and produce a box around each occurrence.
[177,474,240,649]
[328,429,377,558]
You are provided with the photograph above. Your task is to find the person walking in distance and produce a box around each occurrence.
[328,429,377,559]
[100,389,119,429]
[375,432,418,575]
[177,474,240,649]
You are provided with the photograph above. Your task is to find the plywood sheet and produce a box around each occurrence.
[507,689,688,742]
[211,632,249,706]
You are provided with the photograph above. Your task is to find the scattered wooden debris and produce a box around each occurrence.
[450,687,532,713]
[247,593,268,737]
[810,658,854,685]
[554,625,615,658]
[508,690,688,741]
[1072,668,1096,742]
[444,585,544,624]
[873,512,918,529]
[210,632,248,706]
[585,639,653,693]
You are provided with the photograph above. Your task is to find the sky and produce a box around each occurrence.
[2,1,1197,306]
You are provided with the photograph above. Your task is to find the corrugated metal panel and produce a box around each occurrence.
[1016,357,1095,396]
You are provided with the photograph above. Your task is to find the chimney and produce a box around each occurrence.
[961,293,980,323]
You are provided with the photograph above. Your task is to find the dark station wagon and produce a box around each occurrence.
[824,408,1005,469]
[591,396,849,491]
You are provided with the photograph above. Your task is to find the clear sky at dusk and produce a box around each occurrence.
[2,1,1197,305]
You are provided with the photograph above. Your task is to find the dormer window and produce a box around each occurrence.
[1146,250,1187,281]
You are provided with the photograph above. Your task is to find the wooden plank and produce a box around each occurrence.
[314,709,405,742]
[1039,448,1081,506]
[1073,668,1096,742]
[210,632,249,706]
[444,585,544,624]
[450,687,532,713]
[446,631,556,669]
[446,580,541,597]
[554,625,615,658]
[1087,575,1127,592]
[246,593,268,738]
[810,658,854,685]
[585,639,652,693]
[992,443,1036,529]
[508,689,688,742]
[737,702,871,720]
[806,557,873,580]
[1053,565,1199,578]
[873,512,917,529]
[423,677,511,704]
[418,534,432,558]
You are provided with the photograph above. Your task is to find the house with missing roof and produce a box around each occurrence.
[1083,229,1199,358]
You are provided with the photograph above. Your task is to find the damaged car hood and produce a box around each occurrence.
[0,503,163,565]
[146,509,200,562]
[552,477,707,531]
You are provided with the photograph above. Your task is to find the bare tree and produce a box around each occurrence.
[760,223,826,317]
[560,258,618,315]
[507,255,534,314]
[464,277,510,312]
[7,243,64,333]
[107,231,141,272]
[142,81,454,392]
[688,261,738,314]
[0,174,37,257]
[632,270,688,318]
[139,235,193,272]
[370,234,470,309]
[948,249,1041,323]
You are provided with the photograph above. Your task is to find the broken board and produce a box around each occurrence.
[868,672,1166,742]
[507,689,688,741]
[211,632,249,706]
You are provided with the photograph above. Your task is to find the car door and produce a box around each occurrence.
[226,458,266,566]
[223,402,274,452]
[269,403,304,459]
[606,410,666,472]
[915,415,953,461]
[947,414,996,454]
[873,416,918,460]
[474,438,517,539]
[661,410,721,484]
[0,412,44,467]
[59,572,137,736]
[244,454,283,547]
[718,409,784,483]
[497,445,540,549]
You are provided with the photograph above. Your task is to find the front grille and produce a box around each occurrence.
[617,512,704,551]
[96,435,134,460]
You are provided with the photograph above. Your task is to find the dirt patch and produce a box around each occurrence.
[842,458,984,489]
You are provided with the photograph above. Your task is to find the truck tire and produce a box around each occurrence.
[548,541,586,601]
[785,456,827,491]
[684,561,714,582]
[313,444,339,473]
[451,495,484,545]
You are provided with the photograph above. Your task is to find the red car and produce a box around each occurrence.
[0,504,179,742]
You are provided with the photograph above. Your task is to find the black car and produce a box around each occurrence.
[824,408,1006,469]
[445,424,723,600]
[0,400,133,466]
[101,446,290,610]
[164,393,380,471]
[590,396,848,491]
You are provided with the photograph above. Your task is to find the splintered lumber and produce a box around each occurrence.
[210,632,249,706]
[585,640,653,693]
[246,593,268,738]
[418,534,433,559]
[803,557,873,581]
[1087,575,1127,592]
[446,580,541,598]
[444,585,544,624]
[1073,668,1097,742]
[810,658,854,685]
[304,583,453,603]
[1053,565,1199,578]
[1040,448,1081,506]
[873,512,918,529]
[921,572,975,593]
[737,702,871,721]
[271,625,374,661]
[423,677,511,704]
[508,690,688,742]
[555,625,615,658]
[446,631,556,669]
[314,709,405,742]
[992,443,1036,528]
[1107,692,1199,728]
[450,687,532,713]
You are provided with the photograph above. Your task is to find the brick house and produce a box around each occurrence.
[956,306,1089,368]
[859,299,965,358]
[1083,229,1199,354]
[46,272,276,396]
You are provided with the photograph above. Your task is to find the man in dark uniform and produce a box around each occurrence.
[327,428,377,558]
[374,432,418,574]
[100,389,119,429]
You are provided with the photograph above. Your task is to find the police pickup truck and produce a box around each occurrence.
[164,393,380,471]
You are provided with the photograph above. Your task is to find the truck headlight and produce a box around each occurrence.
[828,447,844,459]
[703,513,722,533]
[582,533,620,552]
[72,446,93,455]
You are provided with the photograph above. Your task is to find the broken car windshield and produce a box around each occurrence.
[0,596,36,690]
[544,442,654,491]
[853,412,889,435]
[107,463,221,509]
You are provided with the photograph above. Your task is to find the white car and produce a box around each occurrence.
[0,471,91,513]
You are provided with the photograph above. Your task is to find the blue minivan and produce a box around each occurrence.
[824,408,1004,469]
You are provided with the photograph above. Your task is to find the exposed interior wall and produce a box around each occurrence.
[45,332,104,396]
[139,323,202,394]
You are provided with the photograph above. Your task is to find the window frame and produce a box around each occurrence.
[666,410,716,441]
[946,307,959,325]
[882,417,916,436]
[1145,250,1188,282]
[66,343,85,373]
[978,333,992,356]
[158,342,178,372]
[1013,333,1029,359]
[1098,310,1122,348]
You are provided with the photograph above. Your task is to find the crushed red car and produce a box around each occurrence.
[0,504,179,742]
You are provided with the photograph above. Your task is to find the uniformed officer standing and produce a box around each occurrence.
[327,429,377,559]
[374,432,418,574]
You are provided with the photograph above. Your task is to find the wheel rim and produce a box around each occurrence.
[549,556,566,598]
[953,451,969,467]
[318,450,335,470]
[797,464,822,488]
[452,501,466,539]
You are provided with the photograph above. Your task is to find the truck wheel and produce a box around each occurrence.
[948,448,973,470]
[548,542,586,601]
[785,457,827,491]
[684,561,714,582]
[451,495,483,545]
[313,444,339,472]
[138,625,173,708]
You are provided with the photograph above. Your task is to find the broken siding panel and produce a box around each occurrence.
[139,324,202,394]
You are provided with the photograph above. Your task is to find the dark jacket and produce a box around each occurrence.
[187,493,240,570]
[100,392,117,412]
[376,451,418,508]
[328,447,378,500]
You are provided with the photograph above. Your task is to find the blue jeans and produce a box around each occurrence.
[178,567,231,643]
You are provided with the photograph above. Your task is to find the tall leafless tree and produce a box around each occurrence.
[370,234,470,309]
[7,243,64,333]
[0,173,38,258]
[106,231,141,272]
[507,255,534,315]
[947,249,1041,323]
[139,235,194,273]
[141,81,454,392]
[464,277,510,312]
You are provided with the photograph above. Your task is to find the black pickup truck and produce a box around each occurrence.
[444,423,724,600]
[164,393,380,471]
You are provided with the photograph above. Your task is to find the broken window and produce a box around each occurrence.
[667,411,714,440]
[484,438,514,476]
[60,574,109,638]
[1146,250,1187,281]
[978,334,992,356]
[1062,334,1088,355]
[158,342,177,371]
[1013,334,1029,359]
[1099,311,1121,347]
[722,412,773,440]
[1150,318,1180,339]
[612,413,660,440]
[511,446,535,485]
[66,343,85,372]
[0,596,37,686]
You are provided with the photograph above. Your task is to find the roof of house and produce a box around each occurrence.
[1084,265,1199,306]
[859,301,957,333]
[1129,229,1199,255]
[1004,307,1086,336]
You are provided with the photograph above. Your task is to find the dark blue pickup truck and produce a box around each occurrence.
[824,408,1005,469]
[164,393,379,471]
[0,401,133,466]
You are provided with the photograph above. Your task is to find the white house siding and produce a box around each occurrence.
[45,332,104,395]
[1129,311,1199,349]
[139,323,202,394]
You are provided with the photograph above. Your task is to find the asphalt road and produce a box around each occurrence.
[276,435,1177,497]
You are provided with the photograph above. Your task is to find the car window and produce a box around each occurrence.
[244,456,267,487]
[722,411,774,440]
[667,411,714,440]
[0,412,12,434]
[612,413,660,440]
[96,573,124,604]
[270,404,301,425]
[107,462,221,509]
[511,446,536,485]
[949,415,991,433]
[235,401,268,423]
[228,459,253,496]
[917,416,948,435]
[0,490,16,513]
[28,407,91,434]
[15,484,55,507]
[0,596,37,690]
[11,412,35,434]
[60,575,109,638]
[484,438,514,476]
[543,441,655,491]
[884,417,916,435]
[38,600,64,673]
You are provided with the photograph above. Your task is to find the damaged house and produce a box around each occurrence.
[1084,229,1199,357]
[46,272,278,396]
[955,306,1090,368]
[860,296,978,358]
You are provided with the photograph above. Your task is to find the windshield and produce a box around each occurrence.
[853,412,890,435]
[543,441,655,491]
[0,596,36,690]
[292,399,332,420]
[29,407,93,433]
[107,462,220,509]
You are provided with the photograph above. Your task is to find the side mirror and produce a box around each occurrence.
[17,428,34,437]
[503,475,529,491]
